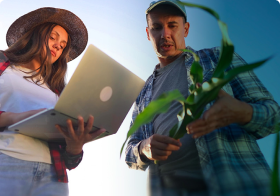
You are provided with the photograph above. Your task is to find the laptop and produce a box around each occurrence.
[8,44,145,142]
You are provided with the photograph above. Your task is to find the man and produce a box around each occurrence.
[125,0,280,196]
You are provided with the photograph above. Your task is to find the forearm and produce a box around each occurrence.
[241,99,280,138]
[0,109,46,128]
[65,144,83,155]
[0,112,15,128]
[228,52,280,138]
[235,100,253,125]
[230,71,280,137]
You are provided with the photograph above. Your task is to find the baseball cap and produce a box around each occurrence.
[146,0,187,22]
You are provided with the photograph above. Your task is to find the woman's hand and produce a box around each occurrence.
[55,115,106,154]
[0,109,46,127]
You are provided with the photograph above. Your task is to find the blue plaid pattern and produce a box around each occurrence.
[125,46,280,196]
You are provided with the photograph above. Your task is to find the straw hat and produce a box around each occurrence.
[6,7,88,61]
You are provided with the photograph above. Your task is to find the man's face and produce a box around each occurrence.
[146,10,190,59]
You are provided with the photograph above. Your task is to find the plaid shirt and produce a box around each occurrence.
[125,46,280,196]
[0,51,83,183]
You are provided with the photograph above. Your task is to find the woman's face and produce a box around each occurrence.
[48,25,68,64]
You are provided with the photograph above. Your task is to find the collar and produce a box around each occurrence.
[152,48,193,79]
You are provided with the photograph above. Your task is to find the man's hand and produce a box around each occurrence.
[139,134,182,161]
[55,115,105,154]
[186,89,253,139]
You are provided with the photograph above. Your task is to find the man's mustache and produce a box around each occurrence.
[160,40,175,46]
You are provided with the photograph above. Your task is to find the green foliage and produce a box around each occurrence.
[271,123,280,196]
[120,1,270,155]
[120,2,279,194]
[177,1,220,20]
[120,90,185,157]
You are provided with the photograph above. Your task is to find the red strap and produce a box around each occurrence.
[0,52,9,131]
[48,143,68,182]
[0,52,10,76]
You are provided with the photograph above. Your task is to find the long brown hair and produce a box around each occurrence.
[4,22,71,93]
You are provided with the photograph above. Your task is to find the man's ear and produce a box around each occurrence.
[146,27,150,41]
[184,22,190,38]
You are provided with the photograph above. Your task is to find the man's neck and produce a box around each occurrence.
[158,52,183,68]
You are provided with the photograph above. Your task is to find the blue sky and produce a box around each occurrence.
[0,0,280,195]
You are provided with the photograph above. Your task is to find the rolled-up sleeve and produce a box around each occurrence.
[227,52,280,139]
[125,101,152,171]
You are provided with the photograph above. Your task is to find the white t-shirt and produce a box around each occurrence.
[0,65,58,164]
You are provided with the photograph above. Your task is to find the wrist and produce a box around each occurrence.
[66,145,83,155]
[238,101,253,125]
[0,112,14,127]
[138,140,150,162]
[139,140,145,156]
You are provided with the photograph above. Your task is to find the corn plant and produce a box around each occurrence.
[120,1,279,194]
[271,123,280,196]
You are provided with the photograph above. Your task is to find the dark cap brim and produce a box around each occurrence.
[146,1,187,21]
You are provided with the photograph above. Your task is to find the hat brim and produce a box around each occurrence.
[6,7,88,62]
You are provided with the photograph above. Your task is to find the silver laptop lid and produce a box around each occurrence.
[55,44,145,134]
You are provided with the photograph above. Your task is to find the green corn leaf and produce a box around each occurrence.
[121,3,275,186]
[190,61,203,85]
[189,84,195,93]
[178,2,234,80]
[178,1,220,20]
[212,44,234,78]
[212,22,234,78]
[171,89,219,139]
[224,57,271,81]
[187,79,222,110]
[169,122,179,138]
[186,93,195,104]
[120,90,185,157]
[271,123,280,196]
[171,109,204,139]
[218,20,233,46]
[190,57,269,115]
[169,103,186,138]
[189,58,269,117]
[177,102,186,125]
[170,58,269,139]
[180,49,203,87]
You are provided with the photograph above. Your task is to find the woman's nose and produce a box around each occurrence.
[52,43,60,50]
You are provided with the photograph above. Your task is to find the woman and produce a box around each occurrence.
[0,7,104,195]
